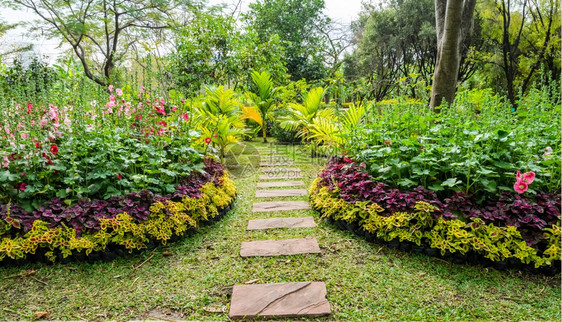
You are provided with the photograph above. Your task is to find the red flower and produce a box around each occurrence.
[214,133,218,138]
[158,121,167,127]
[27,102,33,114]
[384,140,391,146]
[19,182,27,192]
[205,137,212,144]
[35,142,41,149]
[50,144,59,154]
[117,173,122,180]
[136,114,142,121]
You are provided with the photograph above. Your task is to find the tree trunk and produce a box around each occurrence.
[430,0,476,109]
[262,125,267,143]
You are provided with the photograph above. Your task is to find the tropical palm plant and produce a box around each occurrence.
[194,86,246,162]
[280,86,335,141]
[308,103,367,152]
[242,70,278,143]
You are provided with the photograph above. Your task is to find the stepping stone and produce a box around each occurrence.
[257,181,305,188]
[229,282,331,319]
[259,173,303,180]
[261,167,301,173]
[255,189,307,198]
[247,217,316,230]
[260,162,296,167]
[240,237,320,257]
[253,201,310,212]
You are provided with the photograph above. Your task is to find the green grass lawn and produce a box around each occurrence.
[0,139,560,321]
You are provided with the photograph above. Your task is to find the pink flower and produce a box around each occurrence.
[117,173,122,180]
[116,88,123,96]
[19,182,27,192]
[20,133,29,139]
[109,94,116,102]
[172,106,177,112]
[140,85,145,93]
[516,171,535,184]
[182,113,189,121]
[109,85,114,92]
[181,99,186,104]
[514,181,528,194]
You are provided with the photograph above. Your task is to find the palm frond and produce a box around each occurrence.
[241,105,264,127]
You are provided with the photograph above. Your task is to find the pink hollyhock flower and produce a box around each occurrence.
[109,85,114,92]
[2,156,9,168]
[109,94,116,102]
[116,88,123,96]
[183,113,189,121]
[516,171,535,184]
[181,99,186,104]
[172,105,177,112]
[140,85,145,93]
[514,181,528,194]
[20,133,29,139]
[19,182,27,192]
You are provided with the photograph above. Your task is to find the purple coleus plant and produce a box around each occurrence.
[317,157,561,247]
[0,158,226,238]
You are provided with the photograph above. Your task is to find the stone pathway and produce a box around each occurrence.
[256,180,305,188]
[255,188,307,198]
[229,148,331,319]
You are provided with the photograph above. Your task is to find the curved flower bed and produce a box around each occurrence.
[0,158,236,265]
[309,158,560,274]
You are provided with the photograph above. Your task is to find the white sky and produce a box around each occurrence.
[0,0,364,64]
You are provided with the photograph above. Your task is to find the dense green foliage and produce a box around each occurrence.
[245,0,330,81]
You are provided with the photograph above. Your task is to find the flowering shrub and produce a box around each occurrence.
[0,85,199,209]
[310,158,561,269]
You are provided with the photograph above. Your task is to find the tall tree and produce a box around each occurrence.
[430,0,477,108]
[344,0,438,100]
[244,0,330,82]
[477,0,560,107]
[1,0,192,86]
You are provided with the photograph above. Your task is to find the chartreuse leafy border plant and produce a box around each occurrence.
[0,172,235,263]
[309,176,560,269]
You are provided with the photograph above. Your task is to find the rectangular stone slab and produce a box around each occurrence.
[240,237,320,257]
[229,282,331,319]
[261,167,301,173]
[255,189,307,198]
[260,162,296,167]
[247,217,316,230]
[253,201,310,212]
[259,173,303,180]
[256,181,305,188]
